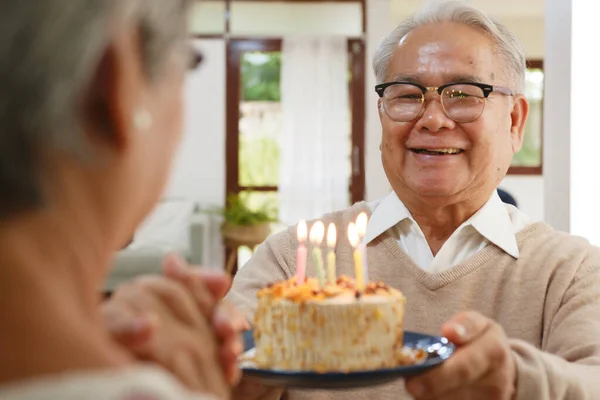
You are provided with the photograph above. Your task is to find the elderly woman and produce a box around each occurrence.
[0,1,236,399]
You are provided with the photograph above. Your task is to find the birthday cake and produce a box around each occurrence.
[252,275,410,372]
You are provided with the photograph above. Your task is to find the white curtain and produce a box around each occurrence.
[278,36,351,226]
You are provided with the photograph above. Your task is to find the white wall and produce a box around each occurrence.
[230,2,362,36]
[364,0,395,201]
[189,1,362,36]
[165,39,226,206]
[500,176,544,221]
[543,0,600,244]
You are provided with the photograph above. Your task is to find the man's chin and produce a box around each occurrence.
[409,183,464,199]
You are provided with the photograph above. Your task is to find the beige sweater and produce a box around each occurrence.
[226,202,600,400]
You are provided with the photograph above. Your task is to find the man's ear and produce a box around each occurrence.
[377,99,386,127]
[509,94,529,154]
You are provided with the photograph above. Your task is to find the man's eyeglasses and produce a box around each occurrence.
[374,81,514,123]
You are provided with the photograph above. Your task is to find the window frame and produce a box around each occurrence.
[225,37,366,203]
[507,59,544,175]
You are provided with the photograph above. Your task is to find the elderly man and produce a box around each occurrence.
[225,2,600,400]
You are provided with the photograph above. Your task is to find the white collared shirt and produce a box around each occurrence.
[365,191,535,273]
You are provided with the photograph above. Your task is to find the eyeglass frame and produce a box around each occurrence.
[374,81,514,122]
[187,47,204,71]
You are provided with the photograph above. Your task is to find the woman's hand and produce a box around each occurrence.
[102,273,230,399]
[161,254,250,384]
[102,254,248,398]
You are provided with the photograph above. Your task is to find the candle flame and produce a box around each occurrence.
[327,223,337,248]
[297,220,307,242]
[347,222,360,247]
[356,212,368,238]
[309,221,325,245]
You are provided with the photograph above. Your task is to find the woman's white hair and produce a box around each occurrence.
[0,0,190,219]
[372,0,526,93]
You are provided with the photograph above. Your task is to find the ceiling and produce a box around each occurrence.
[391,0,544,19]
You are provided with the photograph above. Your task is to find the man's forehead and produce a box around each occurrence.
[388,31,497,83]
[389,72,486,85]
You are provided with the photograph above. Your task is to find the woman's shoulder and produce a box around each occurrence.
[0,365,215,400]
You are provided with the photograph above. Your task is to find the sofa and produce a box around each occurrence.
[104,199,219,293]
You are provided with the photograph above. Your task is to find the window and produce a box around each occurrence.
[509,60,543,174]
[226,38,366,269]
[226,38,365,205]
[238,49,281,216]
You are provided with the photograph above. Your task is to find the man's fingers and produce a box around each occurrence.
[441,310,491,345]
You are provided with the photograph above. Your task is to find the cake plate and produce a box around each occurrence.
[240,330,455,390]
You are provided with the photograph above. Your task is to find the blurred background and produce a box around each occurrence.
[109,0,598,288]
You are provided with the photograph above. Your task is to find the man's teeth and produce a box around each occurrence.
[435,148,461,154]
[413,148,463,155]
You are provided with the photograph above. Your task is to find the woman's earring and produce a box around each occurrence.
[134,109,153,131]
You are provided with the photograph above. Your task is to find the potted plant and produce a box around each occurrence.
[220,193,277,247]
[214,193,277,274]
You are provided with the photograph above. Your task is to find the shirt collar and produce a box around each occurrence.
[466,190,520,258]
[364,190,520,259]
[364,191,414,244]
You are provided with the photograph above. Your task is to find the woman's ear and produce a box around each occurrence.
[84,28,144,154]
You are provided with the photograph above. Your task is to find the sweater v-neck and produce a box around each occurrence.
[376,220,553,291]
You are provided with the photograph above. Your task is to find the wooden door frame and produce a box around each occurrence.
[225,37,366,202]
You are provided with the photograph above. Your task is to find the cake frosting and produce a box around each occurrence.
[253,275,414,372]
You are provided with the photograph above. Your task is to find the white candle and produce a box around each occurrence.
[348,222,364,290]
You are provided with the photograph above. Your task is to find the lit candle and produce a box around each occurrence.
[355,212,369,283]
[296,220,307,285]
[309,221,326,287]
[326,223,337,284]
[348,222,364,290]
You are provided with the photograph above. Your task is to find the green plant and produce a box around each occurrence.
[241,52,281,101]
[221,193,277,227]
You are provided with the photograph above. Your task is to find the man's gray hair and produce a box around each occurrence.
[0,0,190,219]
[372,0,526,93]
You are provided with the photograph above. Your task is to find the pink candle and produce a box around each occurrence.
[296,220,308,285]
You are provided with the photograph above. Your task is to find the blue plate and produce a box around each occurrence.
[240,330,455,389]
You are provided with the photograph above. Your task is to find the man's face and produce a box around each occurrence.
[379,22,527,203]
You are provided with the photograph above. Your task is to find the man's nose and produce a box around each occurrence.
[414,97,456,133]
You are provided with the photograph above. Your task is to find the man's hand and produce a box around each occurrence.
[405,311,517,400]
[103,275,230,399]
